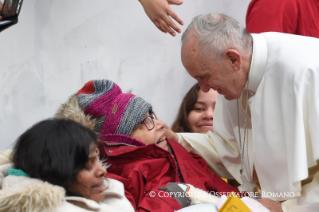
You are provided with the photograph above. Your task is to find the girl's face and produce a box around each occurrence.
[68,144,107,203]
[130,112,169,151]
[187,89,217,133]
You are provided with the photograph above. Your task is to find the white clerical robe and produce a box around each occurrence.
[177,32,319,211]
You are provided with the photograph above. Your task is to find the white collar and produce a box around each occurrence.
[247,34,268,94]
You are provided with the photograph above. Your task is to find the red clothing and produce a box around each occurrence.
[246,0,319,38]
[99,137,238,212]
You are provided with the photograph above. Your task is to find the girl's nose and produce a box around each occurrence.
[203,107,214,119]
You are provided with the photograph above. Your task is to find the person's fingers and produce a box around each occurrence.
[167,9,184,26]
[159,24,168,33]
[158,19,176,36]
[154,21,167,33]
[162,14,181,33]
[167,0,184,5]
[0,16,2,21]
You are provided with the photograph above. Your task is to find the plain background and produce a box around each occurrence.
[0,0,251,150]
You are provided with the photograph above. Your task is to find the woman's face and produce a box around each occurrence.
[187,89,217,133]
[68,144,107,203]
[130,112,169,151]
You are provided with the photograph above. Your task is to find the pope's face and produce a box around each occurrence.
[181,35,244,100]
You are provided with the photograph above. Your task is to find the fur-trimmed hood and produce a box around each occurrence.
[0,177,65,212]
[55,94,96,130]
[0,150,65,212]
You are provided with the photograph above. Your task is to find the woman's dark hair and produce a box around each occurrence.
[12,118,97,194]
[171,83,201,132]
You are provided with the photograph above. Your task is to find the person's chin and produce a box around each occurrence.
[198,126,214,133]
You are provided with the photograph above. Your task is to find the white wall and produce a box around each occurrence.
[0,0,251,150]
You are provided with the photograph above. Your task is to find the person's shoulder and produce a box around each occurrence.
[60,199,99,212]
[168,138,207,162]
[0,178,66,212]
[167,138,187,150]
[260,31,318,41]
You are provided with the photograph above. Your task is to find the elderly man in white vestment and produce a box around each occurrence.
[167,13,319,212]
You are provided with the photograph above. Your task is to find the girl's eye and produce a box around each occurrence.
[194,107,205,111]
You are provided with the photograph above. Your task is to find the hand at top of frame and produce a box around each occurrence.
[139,0,184,37]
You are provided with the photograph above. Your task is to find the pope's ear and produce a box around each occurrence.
[225,49,241,71]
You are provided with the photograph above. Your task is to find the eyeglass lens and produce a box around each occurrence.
[144,117,154,130]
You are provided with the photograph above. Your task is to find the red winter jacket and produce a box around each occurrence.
[99,136,238,212]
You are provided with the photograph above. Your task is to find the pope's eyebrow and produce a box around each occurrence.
[194,75,205,79]
[194,72,210,78]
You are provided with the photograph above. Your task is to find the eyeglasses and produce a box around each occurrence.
[140,112,157,130]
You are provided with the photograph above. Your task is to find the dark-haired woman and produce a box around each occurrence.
[172,83,217,133]
[0,119,134,212]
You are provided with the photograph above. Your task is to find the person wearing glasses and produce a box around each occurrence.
[0,119,134,212]
[55,79,239,212]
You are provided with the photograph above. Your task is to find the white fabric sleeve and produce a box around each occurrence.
[176,132,232,179]
[187,184,219,205]
[281,171,319,212]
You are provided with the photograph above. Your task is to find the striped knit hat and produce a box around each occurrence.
[77,80,152,137]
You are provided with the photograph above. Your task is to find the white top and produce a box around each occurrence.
[177,32,319,211]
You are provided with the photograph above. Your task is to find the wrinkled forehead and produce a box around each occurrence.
[182,35,201,57]
[182,38,205,69]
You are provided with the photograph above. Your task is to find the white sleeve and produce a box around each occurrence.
[176,132,233,179]
[281,171,319,212]
[187,184,219,205]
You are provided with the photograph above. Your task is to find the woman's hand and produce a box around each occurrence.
[159,183,191,207]
[256,198,282,212]
[139,0,184,37]
[162,122,179,141]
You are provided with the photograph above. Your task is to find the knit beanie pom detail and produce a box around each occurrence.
[77,80,122,117]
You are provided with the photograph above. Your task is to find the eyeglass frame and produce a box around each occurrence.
[139,112,157,130]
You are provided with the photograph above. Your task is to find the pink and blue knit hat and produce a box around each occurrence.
[77,80,152,138]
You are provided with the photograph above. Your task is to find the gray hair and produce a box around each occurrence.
[182,13,251,61]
